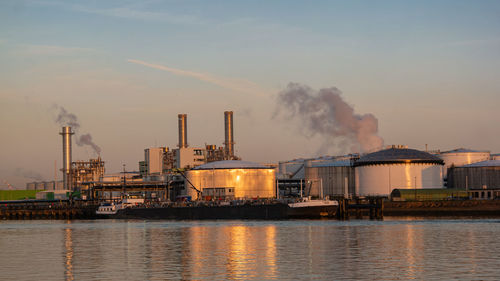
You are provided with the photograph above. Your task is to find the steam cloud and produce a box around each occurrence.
[15,168,44,181]
[275,83,384,154]
[53,105,101,155]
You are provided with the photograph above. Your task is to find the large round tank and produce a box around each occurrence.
[355,146,444,196]
[437,148,490,178]
[185,160,276,200]
[305,160,355,197]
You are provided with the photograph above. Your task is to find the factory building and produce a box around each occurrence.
[184,160,276,200]
[304,159,356,198]
[447,160,500,196]
[140,112,238,174]
[144,147,166,175]
[354,146,444,196]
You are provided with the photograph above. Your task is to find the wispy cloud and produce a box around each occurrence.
[27,0,203,25]
[127,59,272,96]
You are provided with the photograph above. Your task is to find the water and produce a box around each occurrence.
[1,218,499,280]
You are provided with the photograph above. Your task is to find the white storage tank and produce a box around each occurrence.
[437,148,490,178]
[185,160,276,200]
[355,146,444,196]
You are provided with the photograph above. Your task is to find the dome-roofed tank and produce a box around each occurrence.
[185,160,276,200]
[355,146,444,196]
[355,146,444,167]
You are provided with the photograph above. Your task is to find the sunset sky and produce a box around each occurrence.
[1,0,499,188]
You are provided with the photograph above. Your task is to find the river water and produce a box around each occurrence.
[1,218,499,280]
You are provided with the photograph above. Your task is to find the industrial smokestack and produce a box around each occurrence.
[224,111,235,159]
[178,114,188,148]
[60,126,74,190]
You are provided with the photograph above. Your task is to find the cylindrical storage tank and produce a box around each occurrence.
[437,148,490,178]
[355,147,444,196]
[35,182,45,190]
[447,160,500,189]
[305,161,355,197]
[185,160,276,200]
[44,181,55,190]
[26,182,36,190]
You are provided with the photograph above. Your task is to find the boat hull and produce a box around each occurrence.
[106,203,338,220]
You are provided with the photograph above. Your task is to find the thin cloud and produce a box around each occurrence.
[127,59,272,96]
[27,0,203,25]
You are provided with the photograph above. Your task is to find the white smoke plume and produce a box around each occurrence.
[55,106,80,131]
[53,105,101,155]
[14,168,44,181]
[275,83,384,154]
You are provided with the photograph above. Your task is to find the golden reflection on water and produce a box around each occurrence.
[404,224,419,279]
[64,222,74,281]
[184,224,278,279]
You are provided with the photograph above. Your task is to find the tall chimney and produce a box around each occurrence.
[60,126,74,190]
[224,111,234,159]
[178,114,187,148]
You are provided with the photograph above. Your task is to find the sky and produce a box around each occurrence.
[1,0,499,188]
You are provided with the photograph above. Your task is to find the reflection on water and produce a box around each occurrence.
[64,225,73,281]
[1,219,500,280]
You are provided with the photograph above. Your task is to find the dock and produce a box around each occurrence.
[0,200,100,220]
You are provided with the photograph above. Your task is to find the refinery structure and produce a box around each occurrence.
[23,110,500,202]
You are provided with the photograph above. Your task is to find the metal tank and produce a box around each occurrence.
[224,111,234,159]
[178,114,188,148]
[354,146,444,196]
[437,148,490,178]
[35,182,45,190]
[185,160,276,200]
[60,126,74,190]
[26,182,35,190]
[447,160,500,190]
[305,160,355,198]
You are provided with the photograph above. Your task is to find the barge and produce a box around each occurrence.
[98,198,339,220]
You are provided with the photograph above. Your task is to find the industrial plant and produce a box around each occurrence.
[6,107,499,220]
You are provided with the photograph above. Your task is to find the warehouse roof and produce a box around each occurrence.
[354,147,444,167]
[192,160,271,170]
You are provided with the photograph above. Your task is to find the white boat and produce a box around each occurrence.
[96,202,119,215]
[288,197,338,208]
[96,198,145,215]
